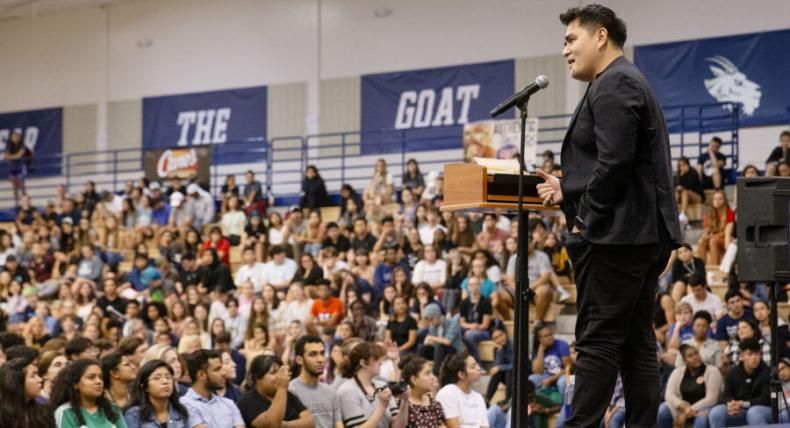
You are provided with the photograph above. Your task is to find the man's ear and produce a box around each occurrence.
[596,27,609,49]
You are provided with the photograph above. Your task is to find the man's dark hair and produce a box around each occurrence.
[269,245,286,256]
[688,274,706,287]
[679,243,693,252]
[739,337,761,353]
[213,332,232,346]
[693,310,713,325]
[381,216,394,225]
[326,222,339,230]
[64,337,94,359]
[0,332,24,352]
[181,252,196,261]
[118,336,144,357]
[710,136,723,145]
[781,130,790,139]
[294,335,324,359]
[559,4,627,49]
[4,345,39,362]
[725,289,744,303]
[316,278,331,287]
[185,349,221,382]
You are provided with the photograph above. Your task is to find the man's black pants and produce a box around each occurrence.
[564,235,672,428]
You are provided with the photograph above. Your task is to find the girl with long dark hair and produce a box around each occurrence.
[300,165,331,210]
[51,358,127,428]
[124,360,194,428]
[0,353,55,428]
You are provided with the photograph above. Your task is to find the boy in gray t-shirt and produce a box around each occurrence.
[289,377,341,428]
[289,335,343,428]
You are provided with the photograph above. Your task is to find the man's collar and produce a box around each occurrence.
[595,55,626,79]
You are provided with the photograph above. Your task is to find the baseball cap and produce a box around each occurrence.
[423,303,442,319]
[61,217,73,225]
[149,181,162,191]
[170,191,185,207]
[186,183,200,195]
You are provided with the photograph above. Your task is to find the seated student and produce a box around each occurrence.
[715,291,755,354]
[662,303,695,366]
[677,311,721,369]
[459,277,493,363]
[485,327,513,405]
[179,350,245,428]
[237,355,313,427]
[124,360,196,428]
[391,355,446,428]
[675,156,705,221]
[529,325,570,399]
[723,320,770,372]
[308,279,344,334]
[436,353,488,428]
[708,338,771,427]
[765,130,790,176]
[696,137,727,190]
[681,275,725,319]
[418,303,463,376]
[670,244,707,304]
[385,296,418,355]
[696,191,734,265]
[337,342,400,428]
[658,344,723,428]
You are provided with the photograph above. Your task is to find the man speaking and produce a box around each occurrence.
[537,5,681,427]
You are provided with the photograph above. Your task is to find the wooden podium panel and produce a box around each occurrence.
[441,163,559,212]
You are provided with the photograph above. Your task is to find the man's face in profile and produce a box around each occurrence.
[563,19,602,82]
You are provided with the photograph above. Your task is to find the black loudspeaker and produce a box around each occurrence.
[736,177,790,282]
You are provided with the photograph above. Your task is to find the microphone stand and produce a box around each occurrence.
[512,96,536,428]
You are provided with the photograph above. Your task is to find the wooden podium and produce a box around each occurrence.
[441,162,559,426]
[440,162,559,212]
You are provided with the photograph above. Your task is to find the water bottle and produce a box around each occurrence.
[564,375,575,418]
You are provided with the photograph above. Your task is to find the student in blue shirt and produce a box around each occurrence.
[715,290,754,345]
[124,360,197,428]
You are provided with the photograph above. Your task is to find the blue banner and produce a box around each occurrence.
[143,86,267,163]
[361,60,514,154]
[0,107,63,176]
[634,29,790,129]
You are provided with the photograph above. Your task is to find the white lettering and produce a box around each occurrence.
[23,127,38,151]
[212,108,231,143]
[456,84,480,124]
[413,90,435,128]
[193,110,216,145]
[176,112,197,147]
[394,91,418,129]
[431,87,455,127]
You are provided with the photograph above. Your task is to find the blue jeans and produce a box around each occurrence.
[708,403,771,428]
[488,405,509,428]
[658,402,709,428]
[463,329,490,362]
[609,409,625,428]
[528,373,567,400]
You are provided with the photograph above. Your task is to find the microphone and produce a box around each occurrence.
[490,75,550,117]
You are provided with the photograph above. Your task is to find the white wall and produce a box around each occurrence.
[0,0,787,159]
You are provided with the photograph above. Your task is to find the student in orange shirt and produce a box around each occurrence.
[308,279,344,334]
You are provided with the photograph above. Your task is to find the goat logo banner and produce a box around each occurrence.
[361,60,514,154]
[634,29,790,128]
[0,107,63,176]
[143,86,267,156]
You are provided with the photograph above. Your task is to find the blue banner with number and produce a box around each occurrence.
[143,86,267,164]
[634,29,790,129]
[361,60,515,154]
[0,107,63,176]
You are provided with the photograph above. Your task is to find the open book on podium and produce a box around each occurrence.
[440,157,560,212]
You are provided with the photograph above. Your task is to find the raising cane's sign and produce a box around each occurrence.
[144,147,211,184]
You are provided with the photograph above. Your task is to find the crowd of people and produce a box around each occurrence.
[0,129,788,427]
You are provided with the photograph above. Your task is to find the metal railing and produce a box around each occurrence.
[0,102,741,211]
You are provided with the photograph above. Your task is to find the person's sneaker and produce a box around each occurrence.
[557,286,572,303]
[678,212,689,230]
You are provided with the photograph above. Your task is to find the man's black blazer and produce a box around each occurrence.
[560,56,681,246]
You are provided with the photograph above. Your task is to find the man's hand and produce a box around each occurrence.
[536,169,563,207]
[489,366,499,376]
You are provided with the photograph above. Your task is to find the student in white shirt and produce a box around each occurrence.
[680,274,725,319]
[436,353,489,428]
[412,244,447,292]
[234,247,266,293]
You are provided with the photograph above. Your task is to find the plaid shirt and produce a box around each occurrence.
[726,337,771,367]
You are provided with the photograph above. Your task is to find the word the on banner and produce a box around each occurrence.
[143,86,267,152]
[361,60,514,154]
[634,29,790,128]
[463,118,539,168]
[0,107,63,176]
